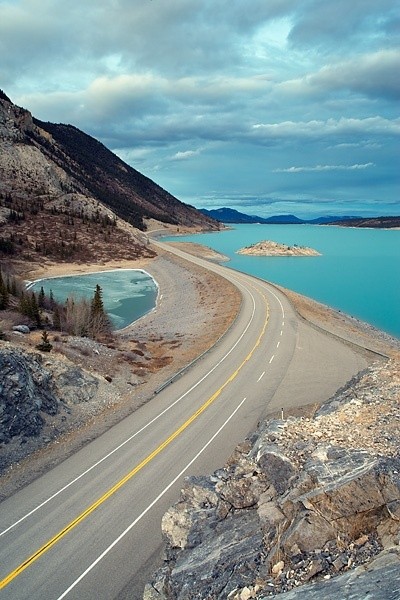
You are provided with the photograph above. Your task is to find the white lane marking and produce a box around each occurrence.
[56,397,248,600]
[257,371,265,382]
[1,281,258,538]
[276,341,280,348]
[269,355,275,364]
[280,330,283,336]
[282,321,285,327]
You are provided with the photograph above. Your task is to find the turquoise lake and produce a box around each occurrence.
[29,269,158,330]
[164,224,400,339]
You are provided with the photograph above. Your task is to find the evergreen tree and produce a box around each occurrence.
[90,284,105,317]
[30,292,41,327]
[19,291,29,315]
[36,330,52,352]
[38,286,45,308]
[89,284,111,338]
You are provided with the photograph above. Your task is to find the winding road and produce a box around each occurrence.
[0,241,369,599]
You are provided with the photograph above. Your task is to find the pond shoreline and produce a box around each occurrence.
[27,268,159,330]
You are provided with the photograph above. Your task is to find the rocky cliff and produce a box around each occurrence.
[145,359,400,599]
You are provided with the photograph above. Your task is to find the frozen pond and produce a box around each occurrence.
[28,269,158,329]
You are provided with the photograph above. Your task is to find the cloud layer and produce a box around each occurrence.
[1,0,399,217]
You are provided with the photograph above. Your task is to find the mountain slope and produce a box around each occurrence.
[0,92,218,265]
[32,119,217,230]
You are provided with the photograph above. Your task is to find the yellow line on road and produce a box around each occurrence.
[0,291,269,591]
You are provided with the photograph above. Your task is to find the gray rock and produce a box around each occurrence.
[0,345,99,451]
[50,365,98,404]
[253,444,296,495]
[161,476,220,551]
[167,511,263,600]
[0,346,58,442]
[12,325,30,334]
[260,548,400,600]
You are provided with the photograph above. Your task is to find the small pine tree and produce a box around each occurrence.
[19,291,29,315]
[38,286,45,308]
[89,284,111,339]
[36,330,52,352]
[90,284,105,317]
[30,292,41,327]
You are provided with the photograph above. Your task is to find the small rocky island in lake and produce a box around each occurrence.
[237,239,321,256]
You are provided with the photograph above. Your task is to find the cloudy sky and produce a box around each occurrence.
[1,0,399,218]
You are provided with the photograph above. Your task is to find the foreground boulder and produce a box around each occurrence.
[145,360,400,599]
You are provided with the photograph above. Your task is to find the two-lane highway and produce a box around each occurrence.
[0,242,369,599]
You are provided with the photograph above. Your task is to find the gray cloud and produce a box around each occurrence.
[288,0,399,50]
[251,117,400,143]
[1,0,399,217]
[279,50,400,101]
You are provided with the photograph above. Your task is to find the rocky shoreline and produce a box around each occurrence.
[144,359,400,599]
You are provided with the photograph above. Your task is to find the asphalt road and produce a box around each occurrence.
[0,242,369,599]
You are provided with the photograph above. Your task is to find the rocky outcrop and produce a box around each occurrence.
[237,241,320,257]
[0,346,60,442]
[145,360,400,599]
[0,344,99,470]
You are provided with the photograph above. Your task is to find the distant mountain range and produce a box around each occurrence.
[199,207,400,228]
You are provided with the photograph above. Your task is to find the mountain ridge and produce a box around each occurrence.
[199,207,400,227]
[0,91,219,266]
[198,207,353,224]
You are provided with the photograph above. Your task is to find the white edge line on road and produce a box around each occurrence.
[56,397,248,600]
[0,279,257,538]
[269,355,275,364]
[257,371,265,382]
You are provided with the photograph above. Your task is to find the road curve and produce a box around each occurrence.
[0,241,369,599]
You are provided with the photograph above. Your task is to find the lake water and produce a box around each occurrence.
[29,269,158,330]
[164,224,400,339]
